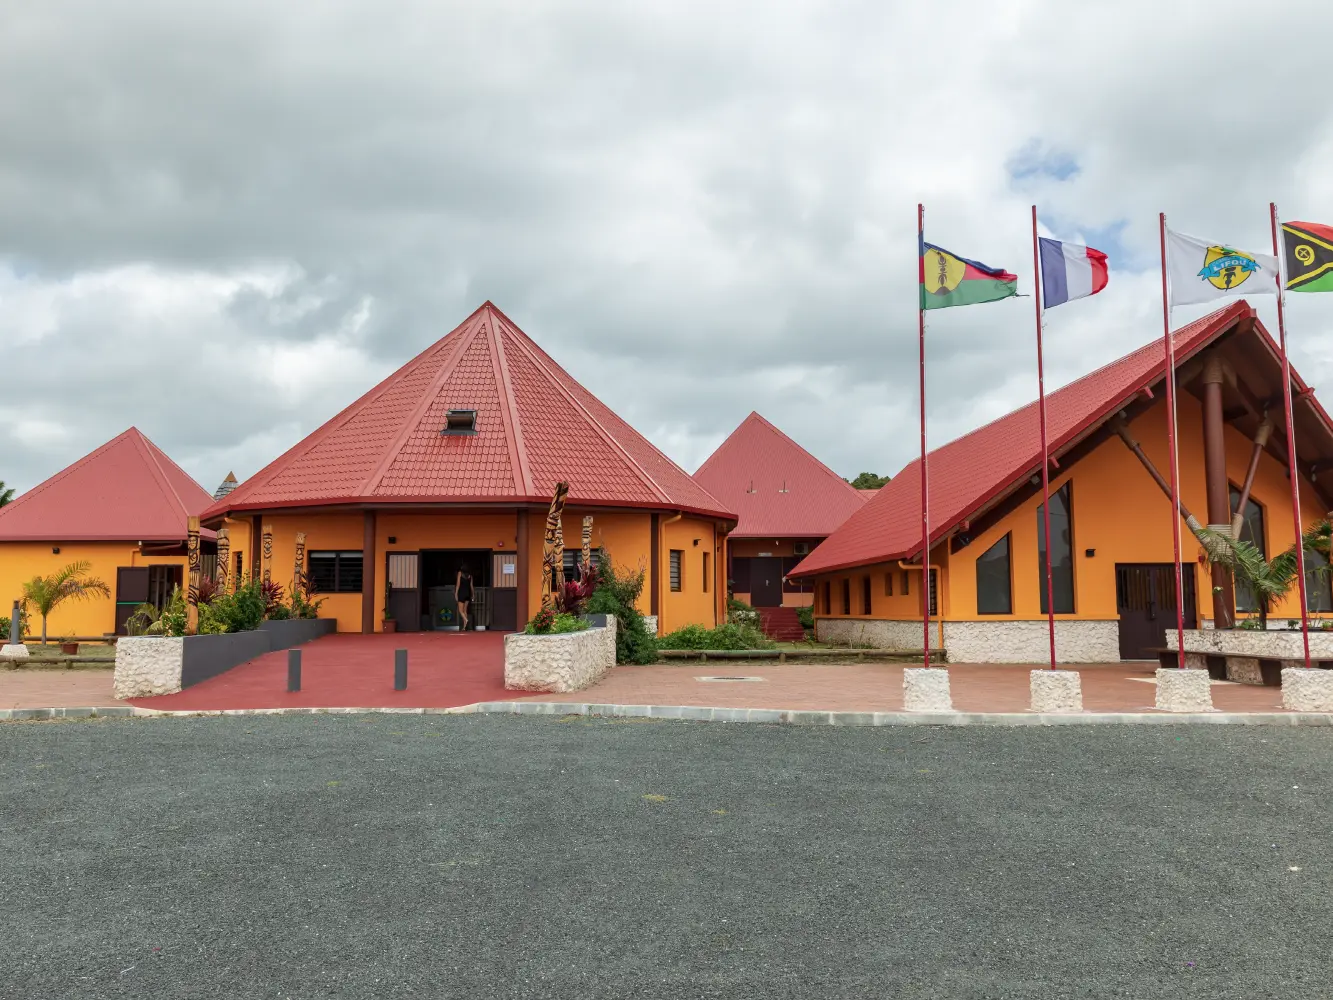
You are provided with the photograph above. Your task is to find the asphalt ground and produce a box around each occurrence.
[2,716,1331,999]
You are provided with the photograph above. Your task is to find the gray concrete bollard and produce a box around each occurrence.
[287,648,301,692]
[394,648,408,691]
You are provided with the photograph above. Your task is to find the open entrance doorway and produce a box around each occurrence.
[420,550,493,632]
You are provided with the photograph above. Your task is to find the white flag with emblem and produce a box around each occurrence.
[1167,229,1278,307]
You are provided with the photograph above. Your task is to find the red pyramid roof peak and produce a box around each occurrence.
[207,304,733,520]
[694,411,865,537]
[0,427,215,542]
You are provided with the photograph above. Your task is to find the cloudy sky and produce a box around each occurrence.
[3,0,1332,497]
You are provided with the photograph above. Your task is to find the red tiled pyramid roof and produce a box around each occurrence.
[693,412,869,538]
[790,301,1259,577]
[207,303,734,520]
[0,428,215,542]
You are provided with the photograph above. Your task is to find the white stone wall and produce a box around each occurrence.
[814,618,1120,663]
[642,615,658,636]
[504,618,617,693]
[1167,628,1333,661]
[113,637,184,699]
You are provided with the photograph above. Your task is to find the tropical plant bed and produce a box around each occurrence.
[1167,629,1333,685]
[655,648,945,663]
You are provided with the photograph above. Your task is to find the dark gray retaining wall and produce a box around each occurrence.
[180,618,336,689]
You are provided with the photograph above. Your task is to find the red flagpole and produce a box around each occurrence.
[1031,207,1057,671]
[1271,202,1312,668]
[918,203,931,668]
[1159,214,1186,667]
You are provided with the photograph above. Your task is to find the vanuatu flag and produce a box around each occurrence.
[1282,221,1333,293]
[920,239,1019,310]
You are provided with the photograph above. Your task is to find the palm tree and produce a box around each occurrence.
[1199,520,1331,628]
[21,561,111,644]
[0,481,14,507]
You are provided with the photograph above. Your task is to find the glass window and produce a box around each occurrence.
[841,578,851,615]
[822,580,831,614]
[1038,483,1075,614]
[1306,548,1333,613]
[562,548,604,583]
[901,571,910,596]
[922,568,938,616]
[669,550,683,592]
[309,551,364,594]
[884,572,893,597]
[862,576,872,615]
[1229,487,1266,612]
[702,552,710,593]
[976,533,1013,615]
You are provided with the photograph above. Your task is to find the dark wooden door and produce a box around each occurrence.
[489,553,518,631]
[750,557,784,607]
[1115,563,1197,660]
[115,567,150,635]
[386,553,421,632]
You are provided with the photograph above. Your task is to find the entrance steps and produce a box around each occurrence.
[758,607,807,642]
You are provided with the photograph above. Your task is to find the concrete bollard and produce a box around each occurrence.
[1030,669,1083,713]
[394,648,408,691]
[1155,667,1213,712]
[287,648,301,692]
[1281,667,1333,712]
[903,667,953,711]
[1,599,29,661]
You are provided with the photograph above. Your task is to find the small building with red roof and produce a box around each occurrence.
[0,428,217,638]
[789,302,1333,662]
[693,412,869,610]
[204,303,735,634]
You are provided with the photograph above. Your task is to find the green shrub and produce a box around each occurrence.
[525,610,589,634]
[584,555,657,664]
[657,622,774,651]
[727,597,760,628]
[202,579,266,634]
[795,605,814,630]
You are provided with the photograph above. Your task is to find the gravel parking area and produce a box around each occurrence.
[2,715,1331,998]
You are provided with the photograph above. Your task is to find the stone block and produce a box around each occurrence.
[1155,668,1214,712]
[1281,668,1333,712]
[503,618,617,693]
[903,667,953,711]
[0,643,30,661]
[1226,656,1263,685]
[113,637,185,699]
[1029,670,1083,713]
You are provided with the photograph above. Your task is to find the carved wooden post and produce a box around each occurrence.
[293,531,306,596]
[581,515,594,578]
[541,482,570,612]
[186,516,201,635]
[215,527,230,592]
[262,523,273,585]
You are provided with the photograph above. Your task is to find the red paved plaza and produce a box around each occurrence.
[127,632,512,712]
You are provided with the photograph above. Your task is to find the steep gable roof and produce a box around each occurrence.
[791,301,1269,577]
[0,428,215,542]
[693,412,869,537]
[207,302,734,520]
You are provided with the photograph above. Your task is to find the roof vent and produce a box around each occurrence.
[442,409,478,435]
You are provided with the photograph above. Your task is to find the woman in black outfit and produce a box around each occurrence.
[455,563,475,631]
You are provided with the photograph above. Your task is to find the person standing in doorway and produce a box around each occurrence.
[455,562,475,631]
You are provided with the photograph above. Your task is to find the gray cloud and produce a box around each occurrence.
[2,0,1332,499]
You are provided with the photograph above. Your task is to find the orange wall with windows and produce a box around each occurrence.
[807,394,1327,628]
[660,515,719,634]
[0,542,188,639]
[258,513,365,631]
[811,542,950,622]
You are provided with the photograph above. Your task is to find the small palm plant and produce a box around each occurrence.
[20,561,111,644]
[1198,520,1332,628]
[0,480,14,506]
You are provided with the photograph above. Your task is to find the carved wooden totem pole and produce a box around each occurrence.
[580,515,594,578]
[215,527,230,592]
[186,515,201,635]
[262,524,274,585]
[293,532,307,596]
[540,482,570,612]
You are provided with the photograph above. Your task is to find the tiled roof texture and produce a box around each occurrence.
[791,301,1256,577]
[0,428,215,542]
[207,303,734,519]
[693,412,870,537]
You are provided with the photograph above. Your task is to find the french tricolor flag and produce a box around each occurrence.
[1038,237,1109,309]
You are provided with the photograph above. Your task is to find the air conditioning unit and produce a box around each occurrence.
[793,542,810,555]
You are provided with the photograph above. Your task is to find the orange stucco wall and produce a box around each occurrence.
[811,542,949,622]
[230,506,720,634]
[0,541,188,639]
[807,393,1329,628]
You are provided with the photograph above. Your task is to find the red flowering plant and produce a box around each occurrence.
[558,563,599,615]
[526,608,557,634]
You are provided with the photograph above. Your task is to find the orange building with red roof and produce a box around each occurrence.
[790,302,1333,662]
[694,412,869,611]
[0,428,217,638]
[204,303,735,634]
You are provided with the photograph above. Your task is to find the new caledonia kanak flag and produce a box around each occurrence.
[919,238,1018,309]
[1282,221,1333,293]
